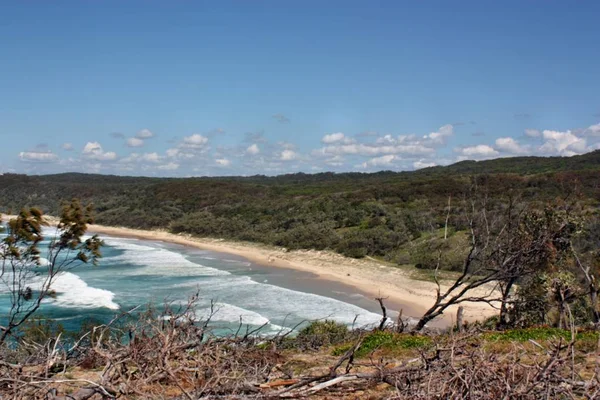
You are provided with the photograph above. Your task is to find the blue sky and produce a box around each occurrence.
[1,1,599,176]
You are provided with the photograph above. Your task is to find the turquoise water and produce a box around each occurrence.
[0,227,383,335]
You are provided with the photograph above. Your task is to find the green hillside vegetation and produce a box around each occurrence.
[1,151,599,273]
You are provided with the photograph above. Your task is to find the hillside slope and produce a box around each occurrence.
[1,151,599,265]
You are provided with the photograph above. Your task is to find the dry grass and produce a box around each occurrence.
[2,307,600,400]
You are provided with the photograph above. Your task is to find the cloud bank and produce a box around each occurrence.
[13,121,600,176]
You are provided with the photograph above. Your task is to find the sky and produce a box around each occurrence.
[1,1,599,177]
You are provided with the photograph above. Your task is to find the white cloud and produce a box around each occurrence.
[314,125,454,161]
[524,129,541,138]
[325,155,345,167]
[136,129,154,139]
[92,152,117,161]
[360,154,396,168]
[456,144,499,160]
[316,142,434,157]
[280,149,297,161]
[120,152,164,164]
[585,123,600,136]
[166,148,179,157]
[375,134,419,145]
[413,159,437,169]
[321,132,355,144]
[82,142,102,154]
[19,151,59,163]
[141,152,161,163]
[127,137,144,148]
[157,162,179,171]
[82,142,117,161]
[246,144,260,155]
[19,119,598,176]
[423,124,454,145]
[495,137,528,154]
[375,134,396,145]
[322,132,345,143]
[539,130,587,156]
[182,134,209,148]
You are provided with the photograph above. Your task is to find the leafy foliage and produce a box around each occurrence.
[295,320,350,349]
[0,202,102,343]
[1,152,599,268]
[333,331,432,357]
[483,326,599,344]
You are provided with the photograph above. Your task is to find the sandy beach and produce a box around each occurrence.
[1,213,498,325]
[85,225,498,325]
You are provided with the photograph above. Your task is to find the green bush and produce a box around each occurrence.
[410,232,468,271]
[295,320,349,349]
[483,327,599,343]
[333,331,432,357]
[336,226,409,259]
[273,223,339,250]
[17,317,65,344]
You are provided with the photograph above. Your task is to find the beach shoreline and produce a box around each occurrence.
[85,225,497,326]
[1,213,498,326]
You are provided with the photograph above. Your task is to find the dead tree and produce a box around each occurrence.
[375,296,388,330]
[413,196,576,332]
[572,247,600,328]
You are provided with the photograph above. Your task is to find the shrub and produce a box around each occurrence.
[295,320,349,349]
[410,232,468,271]
[483,327,599,344]
[17,317,65,345]
[333,331,432,357]
[336,226,408,258]
[273,223,339,250]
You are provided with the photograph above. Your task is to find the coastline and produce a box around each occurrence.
[1,213,498,325]
[84,225,497,326]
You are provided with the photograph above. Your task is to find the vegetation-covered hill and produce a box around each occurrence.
[1,151,599,265]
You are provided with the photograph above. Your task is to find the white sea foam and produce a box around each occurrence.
[37,257,50,267]
[208,279,383,329]
[0,270,119,310]
[0,233,390,331]
[264,324,293,335]
[166,275,252,290]
[49,272,119,310]
[102,239,228,277]
[197,303,271,326]
[168,272,382,328]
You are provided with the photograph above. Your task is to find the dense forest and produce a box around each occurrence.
[1,151,599,267]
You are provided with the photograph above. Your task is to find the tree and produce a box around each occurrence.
[0,200,102,344]
[412,196,577,332]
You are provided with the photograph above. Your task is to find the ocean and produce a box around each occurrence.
[0,227,385,335]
